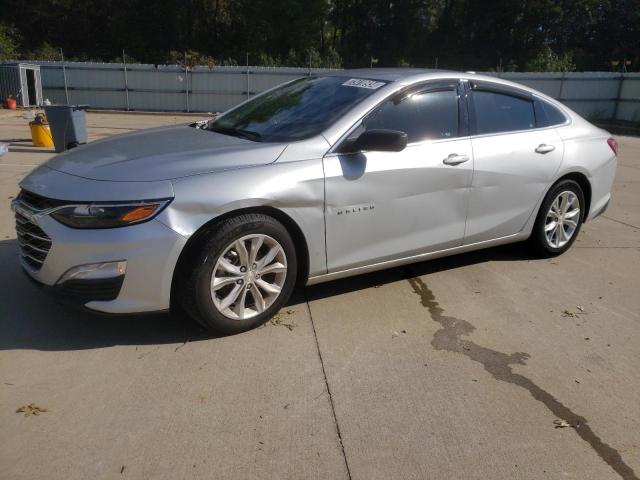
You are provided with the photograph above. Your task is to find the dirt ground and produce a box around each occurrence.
[0,109,638,480]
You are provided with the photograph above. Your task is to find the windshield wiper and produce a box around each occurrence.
[210,125,262,142]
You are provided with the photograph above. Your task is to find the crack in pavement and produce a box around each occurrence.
[407,275,638,480]
[305,299,352,480]
[602,216,640,231]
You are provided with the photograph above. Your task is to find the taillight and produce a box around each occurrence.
[607,137,618,156]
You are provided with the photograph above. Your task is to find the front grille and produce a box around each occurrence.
[18,189,69,211]
[16,211,52,270]
[14,190,56,271]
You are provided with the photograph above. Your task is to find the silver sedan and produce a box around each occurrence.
[14,69,617,333]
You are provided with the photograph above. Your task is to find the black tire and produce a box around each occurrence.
[530,179,585,257]
[179,213,297,334]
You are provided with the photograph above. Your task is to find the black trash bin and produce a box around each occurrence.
[44,104,89,153]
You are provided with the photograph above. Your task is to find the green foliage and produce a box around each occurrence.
[252,47,340,69]
[166,50,218,68]
[323,48,342,69]
[112,53,140,64]
[255,53,279,67]
[283,49,299,67]
[216,57,239,67]
[525,45,576,72]
[27,42,61,61]
[1,1,638,71]
[0,23,20,60]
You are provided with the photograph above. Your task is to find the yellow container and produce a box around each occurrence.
[30,122,54,148]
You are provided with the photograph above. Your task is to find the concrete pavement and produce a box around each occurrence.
[0,109,638,479]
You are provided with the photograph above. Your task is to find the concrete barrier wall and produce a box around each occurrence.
[25,61,640,122]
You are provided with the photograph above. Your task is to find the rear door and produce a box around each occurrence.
[463,81,564,244]
[324,80,474,272]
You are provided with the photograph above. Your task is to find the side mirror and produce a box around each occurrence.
[342,129,408,153]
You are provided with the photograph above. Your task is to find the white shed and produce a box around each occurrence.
[0,62,43,107]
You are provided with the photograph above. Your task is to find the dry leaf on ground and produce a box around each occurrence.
[553,419,571,428]
[16,404,48,417]
[270,309,297,330]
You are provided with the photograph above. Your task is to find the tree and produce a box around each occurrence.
[0,23,20,60]
[0,0,638,71]
[525,44,576,72]
[28,42,62,61]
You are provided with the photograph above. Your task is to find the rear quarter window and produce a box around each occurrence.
[534,99,568,127]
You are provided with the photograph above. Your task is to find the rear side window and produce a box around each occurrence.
[364,89,459,142]
[534,99,567,127]
[472,91,535,135]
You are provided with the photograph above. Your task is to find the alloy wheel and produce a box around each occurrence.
[210,234,287,320]
[544,190,581,248]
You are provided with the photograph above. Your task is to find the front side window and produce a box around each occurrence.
[472,91,535,135]
[364,88,459,142]
[209,76,387,142]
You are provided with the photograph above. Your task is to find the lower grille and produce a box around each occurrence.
[15,210,52,271]
[57,276,125,302]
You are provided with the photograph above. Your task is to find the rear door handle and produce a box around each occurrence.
[443,154,470,166]
[535,144,556,154]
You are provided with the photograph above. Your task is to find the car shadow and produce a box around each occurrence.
[304,241,538,301]
[0,239,213,352]
[0,238,537,352]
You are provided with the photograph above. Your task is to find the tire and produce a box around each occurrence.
[179,213,297,334]
[530,179,585,257]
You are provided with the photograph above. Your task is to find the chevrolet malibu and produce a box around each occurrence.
[13,69,617,333]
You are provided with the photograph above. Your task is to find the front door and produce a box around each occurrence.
[324,81,474,272]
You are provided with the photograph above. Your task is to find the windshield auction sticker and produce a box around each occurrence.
[342,78,386,89]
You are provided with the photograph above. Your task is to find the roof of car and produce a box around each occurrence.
[326,68,456,82]
[326,68,558,98]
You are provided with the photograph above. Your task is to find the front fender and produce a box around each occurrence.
[156,160,327,277]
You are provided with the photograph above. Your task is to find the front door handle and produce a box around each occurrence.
[535,144,556,154]
[443,153,470,166]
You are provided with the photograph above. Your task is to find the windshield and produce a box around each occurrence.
[208,76,388,142]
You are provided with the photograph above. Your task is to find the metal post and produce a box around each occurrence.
[613,73,624,121]
[185,52,190,112]
[122,49,130,111]
[60,48,69,104]
[558,71,566,102]
[246,53,250,100]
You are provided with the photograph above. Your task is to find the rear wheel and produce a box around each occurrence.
[530,179,585,257]
[179,214,297,334]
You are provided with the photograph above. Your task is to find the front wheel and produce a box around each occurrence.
[179,214,297,334]
[530,179,585,257]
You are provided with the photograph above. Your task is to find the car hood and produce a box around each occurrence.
[45,124,287,181]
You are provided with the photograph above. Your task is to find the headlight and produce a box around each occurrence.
[50,199,171,229]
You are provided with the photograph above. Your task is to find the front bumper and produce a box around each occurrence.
[20,215,187,314]
[23,270,125,309]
